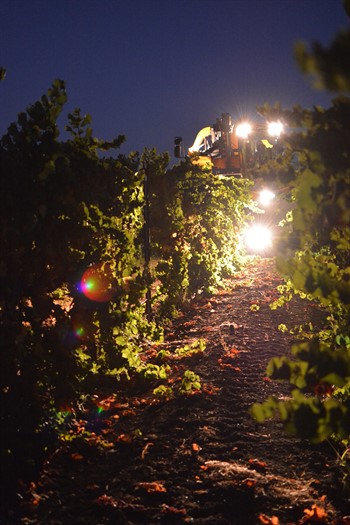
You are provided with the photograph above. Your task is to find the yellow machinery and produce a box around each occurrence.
[174,113,242,175]
[174,112,283,176]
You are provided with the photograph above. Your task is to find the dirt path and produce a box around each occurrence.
[17,258,349,525]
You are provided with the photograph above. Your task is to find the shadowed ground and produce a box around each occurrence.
[16,258,349,525]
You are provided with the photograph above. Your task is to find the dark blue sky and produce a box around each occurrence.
[0,0,348,157]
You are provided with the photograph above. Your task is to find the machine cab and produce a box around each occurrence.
[174,113,243,176]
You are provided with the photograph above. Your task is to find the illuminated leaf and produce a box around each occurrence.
[116,433,133,443]
[161,504,187,515]
[250,304,260,311]
[141,442,154,460]
[249,458,267,471]
[259,514,279,524]
[71,453,84,460]
[243,479,256,488]
[303,503,327,519]
[135,481,167,493]
[96,494,118,507]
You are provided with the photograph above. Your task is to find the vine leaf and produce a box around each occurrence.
[135,482,167,493]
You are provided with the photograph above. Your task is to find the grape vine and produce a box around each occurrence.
[251,5,350,449]
[0,80,252,495]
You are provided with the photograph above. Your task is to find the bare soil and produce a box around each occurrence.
[12,258,350,525]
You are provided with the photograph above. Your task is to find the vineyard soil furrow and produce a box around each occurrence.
[18,258,349,525]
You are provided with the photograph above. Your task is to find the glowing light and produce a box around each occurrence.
[244,225,273,252]
[267,121,283,137]
[79,263,114,302]
[75,326,85,338]
[258,189,276,207]
[236,122,252,139]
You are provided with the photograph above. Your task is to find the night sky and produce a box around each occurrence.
[0,0,348,158]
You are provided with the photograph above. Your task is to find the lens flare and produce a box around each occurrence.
[79,263,114,302]
[244,225,273,252]
[75,326,85,338]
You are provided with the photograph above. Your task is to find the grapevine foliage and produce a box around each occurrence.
[0,81,154,488]
[252,5,350,445]
[0,80,252,493]
[149,158,252,317]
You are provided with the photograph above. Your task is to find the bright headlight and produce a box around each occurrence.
[236,122,252,139]
[267,121,283,137]
[244,225,273,252]
[258,189,275,207]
